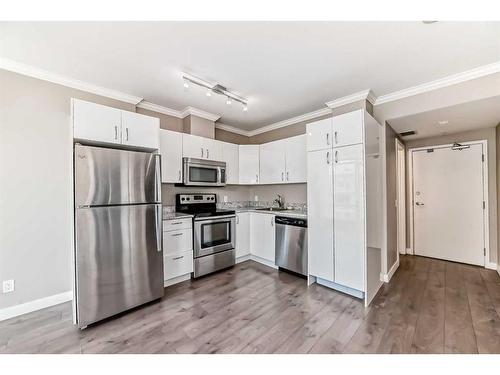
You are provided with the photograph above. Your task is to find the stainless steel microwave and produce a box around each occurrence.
[182,157,226,186]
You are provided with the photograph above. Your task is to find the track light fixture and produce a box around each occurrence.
[182,72,248,111]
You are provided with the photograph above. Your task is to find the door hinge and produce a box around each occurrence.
[483,201,486,209]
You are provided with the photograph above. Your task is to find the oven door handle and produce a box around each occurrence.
[194,215,236,222]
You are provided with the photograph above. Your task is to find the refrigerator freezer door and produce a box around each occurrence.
[75,144,161,206]
[75,204,163,327]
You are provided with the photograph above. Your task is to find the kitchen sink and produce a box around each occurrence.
[256,207,288,211]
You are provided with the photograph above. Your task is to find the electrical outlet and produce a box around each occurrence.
[3,279,14,294]
[223,196,228,203]
[254,195,258,201]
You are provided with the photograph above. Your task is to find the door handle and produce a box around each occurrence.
[154,154,161,202]
[326,151,330,164]
[172,232,183,237]
[256,174,259,183]
[178,170,181,182]
[334,131,338,144]
[114,125,118,140]
[201,148,204,158]
[415,202,425,206]
[286,171,289,181]
[271,217,274,226]
[326,133,330,145]
[155,205,162,253]
[236,215,239,224]
[281,172,284,181]
[126,127,129,141]
[206,148,209,159]
[335,151,339,164]
[172,256,184,260]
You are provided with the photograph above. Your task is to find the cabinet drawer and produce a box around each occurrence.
[163,229,192,254]
[164,250,193,280]
[163,218,192,231]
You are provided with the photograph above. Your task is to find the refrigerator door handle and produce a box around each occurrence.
[155,204,162,253]
[154,154,162,203]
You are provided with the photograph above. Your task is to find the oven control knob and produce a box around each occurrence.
[181,197,185,201]
[186,198,190,201]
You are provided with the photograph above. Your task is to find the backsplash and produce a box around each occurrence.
[163,200,307,213]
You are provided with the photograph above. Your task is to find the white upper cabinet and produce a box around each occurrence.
[306,117,332,151]
[204,138,223,161]
[73,99,122,145]
[250,212,275,263]
[182,134,223,161]
[333,144,365,291]
[121,111,160,149]
[159,129,183,183]
[72,99,159,149]
[182,134,205,159]
[285,134,307,183]
[307,149,334,282]
[239,145,260,184]
[332,109,364,147]
[221,142,239,184]
[259,140,287,184]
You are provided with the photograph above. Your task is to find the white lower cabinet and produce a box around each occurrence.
[235,212,250,258]
[163,251,194,280]
[307,149,334,281]
[250,212,275,263]
[163,218,193,283]
[333,144,365,291]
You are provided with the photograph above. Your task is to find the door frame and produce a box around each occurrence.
[408,140,490,266]
[395,139,406,258]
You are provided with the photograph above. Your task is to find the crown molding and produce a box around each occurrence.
[246,107,332,137]
[0,57,144,105]
[325,89,376,109]
[181,106,221,122]
[136,101,183,118]
[374,61,500,105]
[215,123,251,137]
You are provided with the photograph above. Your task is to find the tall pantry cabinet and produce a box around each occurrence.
[306,109,383,306]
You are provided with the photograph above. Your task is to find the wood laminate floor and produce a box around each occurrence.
[1,255,500,354]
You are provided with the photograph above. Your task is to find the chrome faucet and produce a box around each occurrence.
[274,194,284,209]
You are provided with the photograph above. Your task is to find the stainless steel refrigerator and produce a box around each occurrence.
[74,144,163,328]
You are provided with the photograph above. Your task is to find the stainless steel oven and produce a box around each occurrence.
[194,214,235,258]
[183,157,226,186]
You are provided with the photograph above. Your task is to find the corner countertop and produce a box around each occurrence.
[234,207,307,219]
[162,212,194,221]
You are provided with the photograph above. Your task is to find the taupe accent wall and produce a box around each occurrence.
[136,107,183,132]
[404,127,498,264]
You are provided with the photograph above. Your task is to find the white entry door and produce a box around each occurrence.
[412,143,485,266]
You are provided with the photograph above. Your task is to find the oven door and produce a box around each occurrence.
[183,158,226,186]
[194,215,235,258]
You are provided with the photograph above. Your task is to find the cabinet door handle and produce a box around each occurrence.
[271,217,274,226]
[326,151,330,164]
[171,221,183,225]
[114,125,118,140]
[256,174,259,183]
[334,131,338,144]
[206,149,209,159]
[171,232,183,237]
[286,171,289,181]
[201,148,204,158]
[178,170,181,182]
[326,133,330,145]
[126,127,129,141]
[335,150,339,164]
[236,215,239,224]
[281,172,284,181]
[172,256,184,260]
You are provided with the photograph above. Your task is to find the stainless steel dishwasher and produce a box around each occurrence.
[275,216,307,276]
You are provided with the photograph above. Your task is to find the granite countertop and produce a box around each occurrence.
[162,212,194,220]
[234,207,307,219]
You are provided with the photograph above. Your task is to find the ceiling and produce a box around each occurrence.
[388,95,500,140]
[1,21,499,131]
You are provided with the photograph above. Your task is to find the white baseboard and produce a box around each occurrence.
[164,273,191,287]
[249,255,278,269]
[485,262,498,271]
[380,258,400,283]
[0,291,72,322]
[405,248,413,255]
[315,277,364,299]
[236,254,251,264]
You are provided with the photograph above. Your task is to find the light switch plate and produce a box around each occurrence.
[3,279,14,293]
